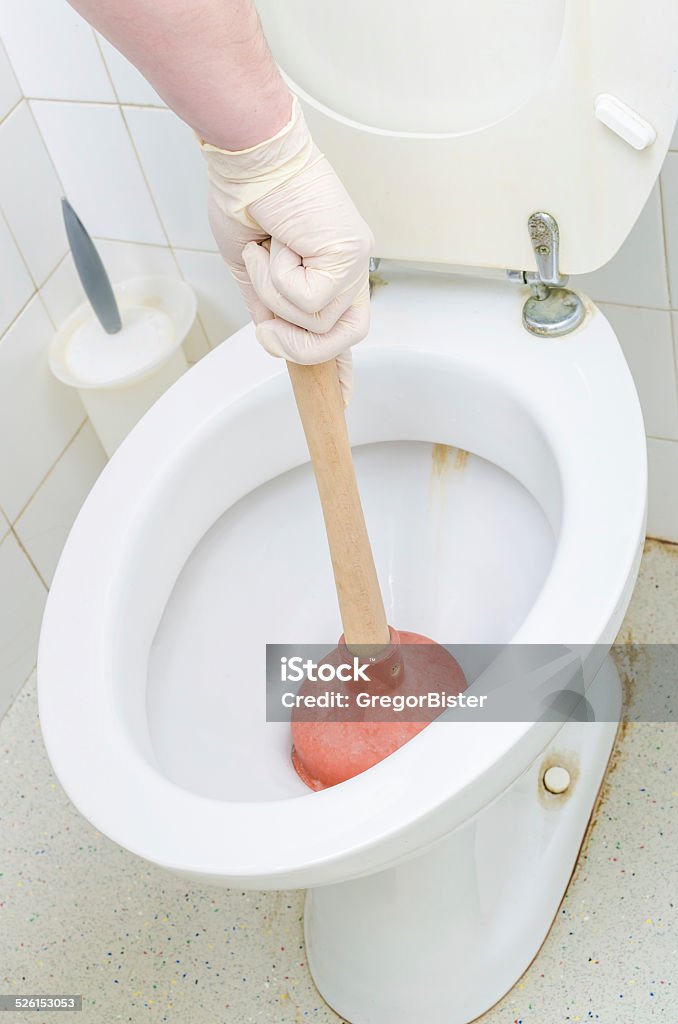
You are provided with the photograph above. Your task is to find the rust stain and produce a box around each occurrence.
[429,444,470,549]
[569,717,632,884]
[560,638,646,885]
[613,634,649,721]
[430,443,469,480]
[431,443,450,478]
[536,749,581,810]
[645,536,678,558]
[428,443,468,595]
[454,447,469,471]
[368,271,389,296]
[568,638,644,880]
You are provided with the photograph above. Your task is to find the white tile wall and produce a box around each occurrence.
[598,304,678,441]
[660,153,678,305]
[14,421,106,584]
[0,102,65,284]
[0,296,84,522]
[0,506,9,541]
[0,39,20,120]
[571,186,669,309]
[0,0,114,102]
[125,107,215,250]
[0,530,46,719]
[647,438,678,541]
[174,249,249,345]
[97,35,164,107]
[0,210,34,334]
[31,101,166,245]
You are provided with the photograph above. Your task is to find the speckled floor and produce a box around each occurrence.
[1,540,677,1023]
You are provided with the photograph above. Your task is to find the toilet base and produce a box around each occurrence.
[304,656,622,1024]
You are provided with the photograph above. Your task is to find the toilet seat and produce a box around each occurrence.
[256,0,678,274]
[38,269,646,889]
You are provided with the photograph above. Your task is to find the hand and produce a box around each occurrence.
[200,97,374,402]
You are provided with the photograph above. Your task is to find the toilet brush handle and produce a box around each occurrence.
[287,359,391,655]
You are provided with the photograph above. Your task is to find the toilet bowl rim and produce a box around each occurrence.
[37,273,647,884]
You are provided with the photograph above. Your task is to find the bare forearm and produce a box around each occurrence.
[68,0,291,149]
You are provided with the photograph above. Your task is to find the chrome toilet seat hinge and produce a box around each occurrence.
[507,212,586,337]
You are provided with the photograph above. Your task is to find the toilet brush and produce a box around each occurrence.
[61,197,122,334]
[287,359,466,791]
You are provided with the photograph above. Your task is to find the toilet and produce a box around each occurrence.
[37,1,677,1022]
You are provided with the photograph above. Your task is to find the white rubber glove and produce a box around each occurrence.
[199,97,374,402]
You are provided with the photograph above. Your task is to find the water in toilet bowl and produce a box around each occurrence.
[146,440,554,802]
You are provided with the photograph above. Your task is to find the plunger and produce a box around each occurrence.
[287,359,465,791]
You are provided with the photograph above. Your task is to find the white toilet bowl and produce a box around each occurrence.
[39,267,644,1021]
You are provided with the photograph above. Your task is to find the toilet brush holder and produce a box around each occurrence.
[49,275,196,456]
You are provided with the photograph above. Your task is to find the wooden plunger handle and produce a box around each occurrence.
[287,359,391,655]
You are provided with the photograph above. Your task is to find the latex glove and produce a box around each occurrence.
[199,97,374,402]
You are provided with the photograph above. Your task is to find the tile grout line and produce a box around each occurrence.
[118,106,174,249]
[0,101,69,293]
[0,34,24,123]
[25,99,69,199]
[666,309,678,428]
[0,195,40,292]
[0,96,22,128]
[658,173,674,309]
[93,235,218,255]
[10,526,49,592]
[657,172,678,408]
[28,72,170,251]
[22,96,165,110]
[168,244,213,351]
[0,661,40,725]
[90,30,167,110]
[38,251,74,329]
[11,416,89,529]
[91,29,121,105]
[0,278,37,341]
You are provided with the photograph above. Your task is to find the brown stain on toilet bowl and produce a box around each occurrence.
[453,447,469,471]
[430,442,450,478]
[536,749,581,810]
[430,443,469,481]
[427,444,470,599]
[429,443,469,519]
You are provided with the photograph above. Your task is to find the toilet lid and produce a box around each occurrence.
[255,0,678,275]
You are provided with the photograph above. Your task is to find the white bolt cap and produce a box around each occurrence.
[543,765,571,794]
